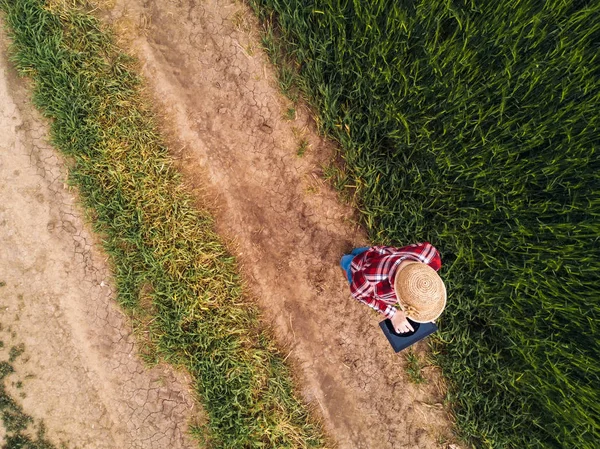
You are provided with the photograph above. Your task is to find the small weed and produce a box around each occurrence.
[9,344,25,363]
[296,138,309,157]
[0,362,14,380]
[305,185,319,195]
[283,107,296,121]
[404,349,426,384]
[0,282,6,287]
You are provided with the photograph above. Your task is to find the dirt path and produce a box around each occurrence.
[100,1,457,448]
[0,28,200,449]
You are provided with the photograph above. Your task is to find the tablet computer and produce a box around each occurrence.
[379,318,437,353]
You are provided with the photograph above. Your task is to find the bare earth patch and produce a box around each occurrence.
[0,29,200,449]
[100,1,458,448]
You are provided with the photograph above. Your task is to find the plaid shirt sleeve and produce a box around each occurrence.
[350,268,399,319]
[392,242,442,271]
[349,242,441,319]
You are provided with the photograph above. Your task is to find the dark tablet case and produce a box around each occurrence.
[379,318,438,353]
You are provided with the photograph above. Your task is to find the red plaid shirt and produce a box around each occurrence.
[349,243,442,319]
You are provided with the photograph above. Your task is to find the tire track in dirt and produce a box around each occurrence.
[101,1,458,448]
[0,27,199,449]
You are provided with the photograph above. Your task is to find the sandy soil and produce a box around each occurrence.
[99,1,458,448]
[0,27,200,449]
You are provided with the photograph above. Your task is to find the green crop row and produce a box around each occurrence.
[248,1,599,448]
[0,0,324,447]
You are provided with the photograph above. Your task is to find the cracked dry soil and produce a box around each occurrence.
[100,0,457,448]
[0,29,199,449]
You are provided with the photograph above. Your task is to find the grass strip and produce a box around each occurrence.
[0,0,324,447]
[0,342,58,449]
[248,1,599,448]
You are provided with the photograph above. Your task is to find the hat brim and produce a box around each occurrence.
[394,263,446,323]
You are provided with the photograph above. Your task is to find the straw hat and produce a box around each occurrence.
[394,262,446,323]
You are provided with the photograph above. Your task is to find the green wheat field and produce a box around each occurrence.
[249,0,599,448]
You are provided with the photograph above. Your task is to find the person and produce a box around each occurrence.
[340,242,446,334]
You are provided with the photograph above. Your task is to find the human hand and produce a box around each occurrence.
[390,310,414,333]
